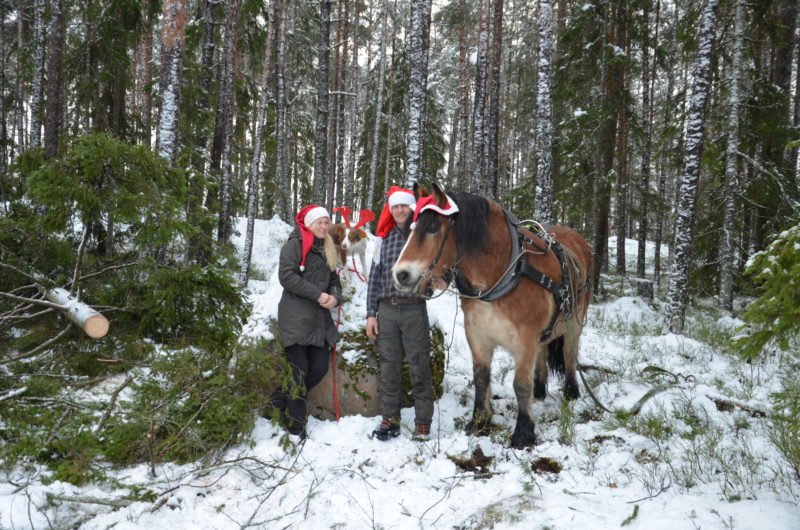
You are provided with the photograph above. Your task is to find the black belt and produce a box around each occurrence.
[383,297,422,305]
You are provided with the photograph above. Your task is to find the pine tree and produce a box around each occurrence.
[406,0,432,188]
[155,0,189,163]
[312,0,332,204]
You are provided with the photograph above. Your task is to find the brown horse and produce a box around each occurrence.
[392,183,593,447]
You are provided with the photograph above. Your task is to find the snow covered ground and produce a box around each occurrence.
[1,217,798,529]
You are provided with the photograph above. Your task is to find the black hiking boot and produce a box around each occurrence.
[371,417,401,441]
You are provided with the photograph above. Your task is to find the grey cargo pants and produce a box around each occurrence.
[376,299,434,425]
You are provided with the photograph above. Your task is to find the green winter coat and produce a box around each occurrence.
[277,227,342,348]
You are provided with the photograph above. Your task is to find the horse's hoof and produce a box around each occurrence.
[563,379,580,401]
[510,426,538,448]
[533,379,547,400]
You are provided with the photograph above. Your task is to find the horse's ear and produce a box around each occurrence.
[431,181,448,207]
[413,182,429,200]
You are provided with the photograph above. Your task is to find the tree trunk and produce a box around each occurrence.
[29,0,45,150]
[155,0,189,163]
[344,0,361,208]
[15,0,25,154]
[43,288,109,339]
[312,0,332,205]
[592,0,626,292]
[240,0,277,285]
[719,0,745,310]
[275,0,291,219]
[367,0,390,211]
[486,0,504,199]
[667,0,719,333]
[382,41,397,198]
[471,0,489,193]
[636,3,654,280]
[216,0,241,244]
[43,0,66,158]
[457,16,470,191]
[405,0,432,188]
[534,0,554,224]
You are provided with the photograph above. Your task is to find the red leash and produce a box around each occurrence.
[331,303,342,421]
[349,255,367,282]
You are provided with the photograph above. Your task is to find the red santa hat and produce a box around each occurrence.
[412,194,460,223]
[295,204,330,271]
[376,186,416,238]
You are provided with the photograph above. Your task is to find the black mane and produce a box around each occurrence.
[414,191,490,256]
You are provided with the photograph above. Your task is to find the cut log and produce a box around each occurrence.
[43,287,109,338]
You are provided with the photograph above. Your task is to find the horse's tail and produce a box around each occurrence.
[547,336,566,375]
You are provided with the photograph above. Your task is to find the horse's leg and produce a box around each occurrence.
[465,352,494,436]
[509,345,539,448]
[561,322,582,400]
[534,341,550,400]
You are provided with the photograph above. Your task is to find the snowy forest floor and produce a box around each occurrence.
[1,216,799,530]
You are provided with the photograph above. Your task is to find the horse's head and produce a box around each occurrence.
[393,182,460,294]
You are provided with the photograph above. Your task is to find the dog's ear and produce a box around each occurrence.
[413,182,429,200]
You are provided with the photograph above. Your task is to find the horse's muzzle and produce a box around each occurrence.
[392,266,421,293]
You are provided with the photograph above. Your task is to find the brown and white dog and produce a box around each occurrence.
[329,207,375,282]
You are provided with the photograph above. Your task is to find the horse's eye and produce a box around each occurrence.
[426,222,439,234]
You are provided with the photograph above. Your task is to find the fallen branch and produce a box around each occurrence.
[42,288,109,338]
[46,406,74,445]
[46,493,134,509]
[705,393,767,418]
[0,386,28,401]
[98,375,133,430]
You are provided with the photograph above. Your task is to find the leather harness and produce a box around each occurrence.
[452,209,575,342]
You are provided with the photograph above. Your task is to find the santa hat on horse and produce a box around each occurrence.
[295,204,331,271]
[376,186,416,238]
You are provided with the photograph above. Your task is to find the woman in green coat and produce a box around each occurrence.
[271,204,342,439]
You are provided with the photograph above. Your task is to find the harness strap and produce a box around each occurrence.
[453,208,573,342]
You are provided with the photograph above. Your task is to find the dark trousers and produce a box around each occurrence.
[270,344,329,434]
[377,300,434,425]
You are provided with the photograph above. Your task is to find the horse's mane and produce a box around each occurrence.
[412,191,491,256]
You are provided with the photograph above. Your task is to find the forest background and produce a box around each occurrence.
[0,0,798,519]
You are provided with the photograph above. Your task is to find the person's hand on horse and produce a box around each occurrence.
[318,292,337,309]
[366,316,379,341]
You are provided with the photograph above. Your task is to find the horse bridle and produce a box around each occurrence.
[419,217,459,298]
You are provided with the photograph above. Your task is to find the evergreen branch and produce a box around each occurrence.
[0,324,73,365]
[74,262,139,283]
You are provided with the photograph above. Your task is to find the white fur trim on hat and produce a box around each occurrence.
[303,206,330,227]
[388,190,416,208]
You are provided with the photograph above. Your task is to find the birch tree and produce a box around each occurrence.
[405,0,432,188]
[719,0,745,310]
[241,0,277,285]
[471,0,489,192]
[216,0,241,244]
[667,0,719,333]
[343,0,361,208]
[28,0,45,150]
[155,0,189,163]
[534,0,554,224]
[275,0,291,219]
